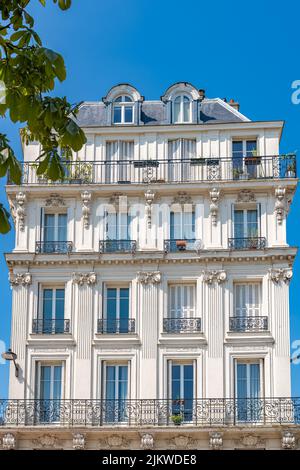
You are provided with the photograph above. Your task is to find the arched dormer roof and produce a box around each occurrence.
[102,83,144,104]
[161,82,201,102]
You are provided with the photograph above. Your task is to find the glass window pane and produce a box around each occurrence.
[57,214,67,241]
[174,98,181,123]
[43,289,53,321]
[44,214,55,242]
[246,140,257,156]
[234,210,244,238]
[124,106,133,123]
[115,96,122,102]
[183,98,190,122]
[113,106,122,123]
[55,289,65,321]
[124,95,132,102]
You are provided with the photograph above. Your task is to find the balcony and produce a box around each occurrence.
[8,154,297,186]
[99,240,136,254]
[32,319,70,335]
[0,398,299,426]
[163,317,202,333]
[229,316,268,332]
[228,237,267,250]
[97,318,136,334]
[164,239,201,253]
[35,241,73,254]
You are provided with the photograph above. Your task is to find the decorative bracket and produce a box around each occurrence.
[145,189,155,228]
[268,268,293,284]
[209,187,220,226]
[9,272,32,287]
[203,270,227,285]
[81,191,92,229]
[274,186,286,225]
[137,271,162,284]
[72,272,97,286]
[45,193,65,208]
[15,192,26,231]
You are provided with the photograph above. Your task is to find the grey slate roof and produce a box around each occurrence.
[76,99,247,127]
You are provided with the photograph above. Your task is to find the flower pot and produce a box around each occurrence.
[176,240,187,251]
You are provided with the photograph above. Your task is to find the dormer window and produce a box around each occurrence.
[173,95,191,123]
[113,95,134,124]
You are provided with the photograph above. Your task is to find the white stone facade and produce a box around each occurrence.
[2,83,299,449]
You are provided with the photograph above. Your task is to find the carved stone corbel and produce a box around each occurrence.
[209,432,223,450]
[145,189,155,228]
[15,192,26,231]
[137,271,162,284]
[203,270,227,285]
[81,191,92,228]
[2,433,16,450]
[72,272,97,286]
[268,268,293,284]
[209,187,220,226]
[281,430,296,450]
[9,272,32,287]
[275,186,286,225]
[72,433,86,450]
[140,433,154,450]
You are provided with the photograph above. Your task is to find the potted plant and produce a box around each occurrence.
[245,149,261,166]
[68,162,93,184]
[176,240,187,251]
[285,162,296,178]
[171,414,183,426]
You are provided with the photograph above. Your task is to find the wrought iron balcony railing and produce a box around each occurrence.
[0,398,299,427]
[228,237,267,250]
[97,318,136,334]
[163,317,202,333]
[229,316,268,332]
[35,241,73,254]
[164,239,201,253]
[32,319,70,335]
[8,155,297,185]
[99,240,137,254]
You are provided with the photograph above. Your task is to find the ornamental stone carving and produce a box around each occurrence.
[281,431,296,449]
[209,187,220,226]
[72,272,97,286]
[81,191,92,229]
[45,193,65,207]
[145,189,155,228]
[32,434,61,449]
[140,433,154,450]
[209,432,223,450]
[236,189,256,203]
[167,435,197,449]
[172,192,193,208]
[73,433,86,450]
[275,186,286,225]
[268,268,293,284]
[9,272,32,286]
[137,271,162,284]
[15,191,26,231]
[2,433,16,450]
[98,434,130,449]
[203,270,227,285]
[235,434,265,449]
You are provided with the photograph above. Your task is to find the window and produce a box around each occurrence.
[173,95,192,123]
[35,363,63,423]
[103,286,130,333]
[37,287,65,334]
[234,283,261,318]
[168,361,194,421]
[168,138,196,181]
[168,285,195,319]
[113,95,134,124]
[103,363,129,422]
[105,140,134,182]
[105,211,132,241]
[235,361,262,422]
[232,140,258,178]
[170,210,195,240]
[42,213,68,253]
[234,208,259,239]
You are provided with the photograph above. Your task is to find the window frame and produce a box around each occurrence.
[233,282,261,318]
[172,95,192,124]
[35,361,64,400]
[234,359,264,399]
[168,283,196,319]
[112,95,134,125]
[42,211,68,242]
[103,285,131,322]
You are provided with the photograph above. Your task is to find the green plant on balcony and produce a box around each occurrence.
[285,161,296,178]
[233,168,247,180]
[171,414,183,426]
[68,161,93,183]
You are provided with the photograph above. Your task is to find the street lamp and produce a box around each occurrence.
[1,348,19,377]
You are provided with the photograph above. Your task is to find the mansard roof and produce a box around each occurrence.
[76,83,250,127]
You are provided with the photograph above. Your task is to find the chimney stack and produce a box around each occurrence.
[229,98,240,112]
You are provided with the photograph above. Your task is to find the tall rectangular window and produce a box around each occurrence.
[168,139,196,181]
[232,140,258,178]
[104,286,130,333]
[40,287,65,334]
[42,213,68,253]
[106,141,134,182]
[234,283,261,318]
[103,363,129,422]
[235,361,262,422]
[170,210,195,240]
[168,285,195,319]
[169,362,194,422]
[234,208,258,239]
[35,363,62,423]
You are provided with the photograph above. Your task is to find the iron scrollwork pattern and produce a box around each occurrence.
[229,316,268,332]
[163,318,202,333]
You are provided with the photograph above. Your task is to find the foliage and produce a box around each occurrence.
[0,0,87,233]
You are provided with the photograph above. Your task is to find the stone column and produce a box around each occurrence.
[137,271,161,399]
[203,269,226,398]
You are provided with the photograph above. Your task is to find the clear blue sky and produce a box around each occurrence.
[0,0,300,397]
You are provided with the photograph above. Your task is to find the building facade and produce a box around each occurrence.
[1,82,299,450]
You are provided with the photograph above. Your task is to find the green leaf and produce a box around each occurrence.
[0,204,11,234]
[58,0,72,10]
